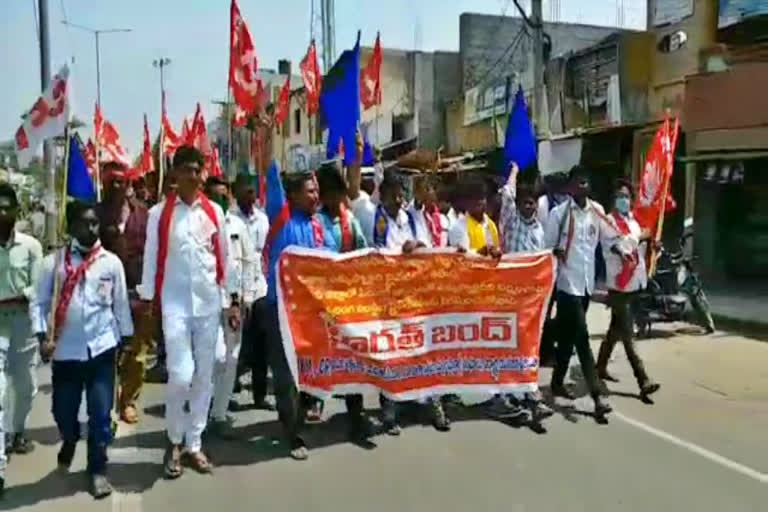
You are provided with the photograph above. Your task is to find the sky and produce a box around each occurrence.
[1,0,646,154]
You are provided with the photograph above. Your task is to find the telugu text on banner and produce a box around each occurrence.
[277,248,556,401]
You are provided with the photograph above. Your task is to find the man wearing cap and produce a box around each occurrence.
[96,162,150,425]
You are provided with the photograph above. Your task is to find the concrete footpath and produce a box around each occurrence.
[1,306,767,512]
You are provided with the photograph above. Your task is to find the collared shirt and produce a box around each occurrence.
[499,184,545,253]
[0,230,43,303]
[138,195,230,318]
[537,193,569,225]
[97,198,148,290]
[601,211,648,293]
[407,203,446,248]
[30,243,133,362]
[318,208,367,252]
[545,198,608,296]
[225,213,258,305]
[448,214,499,253]
[266,210,334,303]
[349,190,377,247]
[373,207,427,249]
[231,203,269,300]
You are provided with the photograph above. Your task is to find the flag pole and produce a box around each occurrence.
[59,127,71,237]
[94,116,102,202]
[648,114,674,277]
[158,122,165,200]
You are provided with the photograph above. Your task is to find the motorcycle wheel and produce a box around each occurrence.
[691,288,716,334]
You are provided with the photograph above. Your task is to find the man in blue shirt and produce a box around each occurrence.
[265,171,333,461]
[31,201,133,499]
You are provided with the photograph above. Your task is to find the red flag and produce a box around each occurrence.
[256,79,268,113]
[139,114,154,175]
[187,103,212,156]
[300,40,322,116]
[161,91,180,156]
[94,103,104,141]
[229,0,260,114]
[274,76,291,125]
[98,120,131,167]
[180,117,192,143]
[360,33,382,110]
[233,105,248,127]
[210,147,223,177]
[633,117,679,233]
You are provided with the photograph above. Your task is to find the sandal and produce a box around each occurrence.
[120,405,139,424]
[163,444,184,479]
[185,451,213,474]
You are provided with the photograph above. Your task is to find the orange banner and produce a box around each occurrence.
[277,248,556,400]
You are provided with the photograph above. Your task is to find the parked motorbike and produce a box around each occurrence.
[633,232,716,337]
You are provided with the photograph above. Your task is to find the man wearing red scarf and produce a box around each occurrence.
[137,146,238,478]
[96,162,150,425]
[597,179,660,399]
[408,175,445,248]
[30,201,133,499]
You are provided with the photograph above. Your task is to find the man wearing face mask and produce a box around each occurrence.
[203,177,258,439]
[96,161,150,425]
[31,201,133,499]
[545,165,612,419]
[596,179,660,399]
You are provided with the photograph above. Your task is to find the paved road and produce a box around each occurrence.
[2,307,767,512]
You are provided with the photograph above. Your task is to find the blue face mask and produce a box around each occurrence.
[615,197,631,215]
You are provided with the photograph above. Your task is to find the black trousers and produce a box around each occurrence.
[551,291,600,397]
[237,297,270,402]
[597,291,648,385]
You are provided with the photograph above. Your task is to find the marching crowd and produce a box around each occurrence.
[0,137,660,499]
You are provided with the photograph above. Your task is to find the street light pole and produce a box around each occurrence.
[61,21,132,106]
[39,0,58,247]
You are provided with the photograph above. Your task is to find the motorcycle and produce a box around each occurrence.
[633,232,716,338]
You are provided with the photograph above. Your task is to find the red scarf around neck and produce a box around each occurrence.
[423,204,443,247]
[154,191,224,302]
[54,243,102,340]
[612,211,639,290]
[339,204,353,252]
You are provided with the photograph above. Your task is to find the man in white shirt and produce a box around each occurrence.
[596,179,660,399]
[348,167,378,247]
[230,173,273,411]
[138,146,239,478]
[31,201,133,499]
[203,177,258,439]
[373,172,451,434]
[407,175,445,248]
[544,165,611,418]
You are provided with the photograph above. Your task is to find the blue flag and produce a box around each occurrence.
[264,160,287,224]
[361,122,375,166]
[503,86,537,177]
[321,33,361,165]
[67,135,96,201]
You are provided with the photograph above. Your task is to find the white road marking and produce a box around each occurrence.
[614,411,768,484]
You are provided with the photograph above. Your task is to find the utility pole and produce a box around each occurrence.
[39,0,57,247]
[62,21,132,106]
[531,0,546,136]
[320,0,336,73]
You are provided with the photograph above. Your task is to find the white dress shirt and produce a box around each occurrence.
[406,203,436,249]
[231,204,268,301]
[601,212,648,293]
[350,190,377,247]
[224,212,257,305]
[138,195,230,318]
[545,198,608,297]
[375,207,428,249]
[448,214,497,253]
[30,243,134,361]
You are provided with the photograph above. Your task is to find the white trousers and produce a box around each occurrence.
[163,313,219,453]
[211,323,242,421]
[0,305,39,477]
